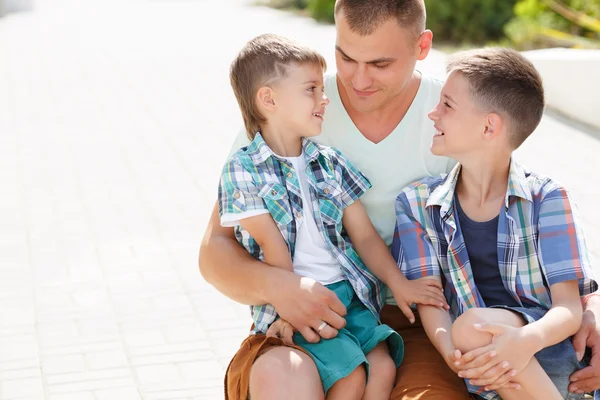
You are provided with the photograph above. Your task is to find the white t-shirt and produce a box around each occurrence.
[228,72,455,303]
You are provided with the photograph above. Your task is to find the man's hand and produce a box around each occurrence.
[569,308,600,394]
[389,277,449,323]
[270,274,346,343]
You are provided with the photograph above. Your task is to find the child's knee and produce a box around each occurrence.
[338,364,367,393]
[368,352,397,385]
[451,308,493,352]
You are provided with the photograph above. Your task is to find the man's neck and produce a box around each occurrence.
[337,72,422,144]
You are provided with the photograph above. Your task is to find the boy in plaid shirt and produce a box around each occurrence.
[392,48,598,399]
[217,33,449,399]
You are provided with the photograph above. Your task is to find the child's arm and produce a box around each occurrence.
[417,300,459,372]
[239,214,293,272]
[342,200,448,322]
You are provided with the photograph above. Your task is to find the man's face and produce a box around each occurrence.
[270,63,329,138]
[428,71,488,159]
[334,13,424,113]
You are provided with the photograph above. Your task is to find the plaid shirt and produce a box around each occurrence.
[218,133,385,334]
[392,160,597,399]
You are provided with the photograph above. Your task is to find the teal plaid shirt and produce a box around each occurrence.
[218,133,384,334]
[392,160,597,400]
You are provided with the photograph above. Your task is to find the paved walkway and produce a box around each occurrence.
[0,0,598,399]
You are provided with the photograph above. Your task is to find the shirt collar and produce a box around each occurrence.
[426,158,532,218]
[246,132,321,165]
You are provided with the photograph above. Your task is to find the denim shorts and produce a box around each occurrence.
[471,305,587,400]
[292,280,404,394]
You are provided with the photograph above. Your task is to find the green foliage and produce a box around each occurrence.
[307,0,336,23]
[505,0,600,49]
[425,0,518,44]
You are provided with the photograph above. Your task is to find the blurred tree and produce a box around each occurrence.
[505,0,600,48]
[425,0,518,44]
[307,0,335,22]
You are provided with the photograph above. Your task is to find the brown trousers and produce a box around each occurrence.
[224,305,471,400]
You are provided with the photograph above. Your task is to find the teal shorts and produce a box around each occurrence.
[292,280,404,394]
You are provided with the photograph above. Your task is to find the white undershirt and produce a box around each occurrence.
[282,155,345,285]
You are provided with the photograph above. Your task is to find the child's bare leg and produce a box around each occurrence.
[362,342,396,400]
[326,365,366,400]
[451,308,562,400]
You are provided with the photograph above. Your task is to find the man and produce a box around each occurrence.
[199,0,600,398]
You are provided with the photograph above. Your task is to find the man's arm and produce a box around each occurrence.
[199,202,347,342]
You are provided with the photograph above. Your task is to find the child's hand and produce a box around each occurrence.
[390,277,449,323]
[266,318,296,345]
[459,323,536,391]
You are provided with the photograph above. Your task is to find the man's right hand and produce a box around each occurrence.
[269,274,347,343]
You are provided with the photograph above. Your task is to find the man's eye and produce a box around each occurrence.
[342,56,352,62]
[374,64,389,69]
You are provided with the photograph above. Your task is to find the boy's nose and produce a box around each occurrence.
[428,106,439,121]
[321,94,330,105]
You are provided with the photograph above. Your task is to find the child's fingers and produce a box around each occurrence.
[423,287,447,305]
[398,303,415,324]
[457,348,496,370]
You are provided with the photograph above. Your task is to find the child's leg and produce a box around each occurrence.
[451,307,562,400]
[326,365,366,400]
[362,342,396,400]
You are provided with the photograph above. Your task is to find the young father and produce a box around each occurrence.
[199,0,600,398]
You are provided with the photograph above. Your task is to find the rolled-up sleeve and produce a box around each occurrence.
[537,187,597,295]
[218,157,268,226]
[392,188,441,280]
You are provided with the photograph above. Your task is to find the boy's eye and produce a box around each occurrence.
[443,101,452,109]
[307,86,316,92]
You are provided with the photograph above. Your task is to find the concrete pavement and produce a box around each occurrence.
[0,0,598,399]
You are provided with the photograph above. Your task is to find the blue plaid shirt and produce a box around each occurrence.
[392,160,597,399]
[218,133,385,334]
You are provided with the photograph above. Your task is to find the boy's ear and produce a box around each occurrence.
[416,30,433,61]
[483,113,504,141]
[256,86,276,112]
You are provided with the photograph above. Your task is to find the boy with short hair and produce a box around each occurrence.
[218,33,447,399]
[392,47,598,399]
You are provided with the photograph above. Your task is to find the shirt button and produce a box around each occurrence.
[323,188,330,195]
[295,211,302,219]
[286,172,293,179]
[233,192,240,199]
[271,189,277,196]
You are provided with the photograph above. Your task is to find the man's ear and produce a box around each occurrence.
[416,30,433,61]
[256,86,276,113]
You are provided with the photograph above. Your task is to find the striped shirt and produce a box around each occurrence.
[392,160,597,399]
[218,133,384,333]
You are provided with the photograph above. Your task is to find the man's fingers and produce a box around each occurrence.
[571,327,589,361]
[398,303,415,323]
[570,365,597,382]
[323,289,347,318]
[569,376,600,393]
[316,323,339,340]
[298,326,320,343]
[322,308,346,331]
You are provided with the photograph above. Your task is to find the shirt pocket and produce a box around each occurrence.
[258,182,293,226]
[315,179,343,226]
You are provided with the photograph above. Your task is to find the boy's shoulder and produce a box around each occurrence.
[397,174,449,200]
[510,161,569,202]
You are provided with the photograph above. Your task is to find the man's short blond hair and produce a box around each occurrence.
[334,0,426,39]
[447,48,545,149]
[229,34,327,140]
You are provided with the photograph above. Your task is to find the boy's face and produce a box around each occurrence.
[428,71,489,159]
[334,13,428,113]
[270,63,329,138]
